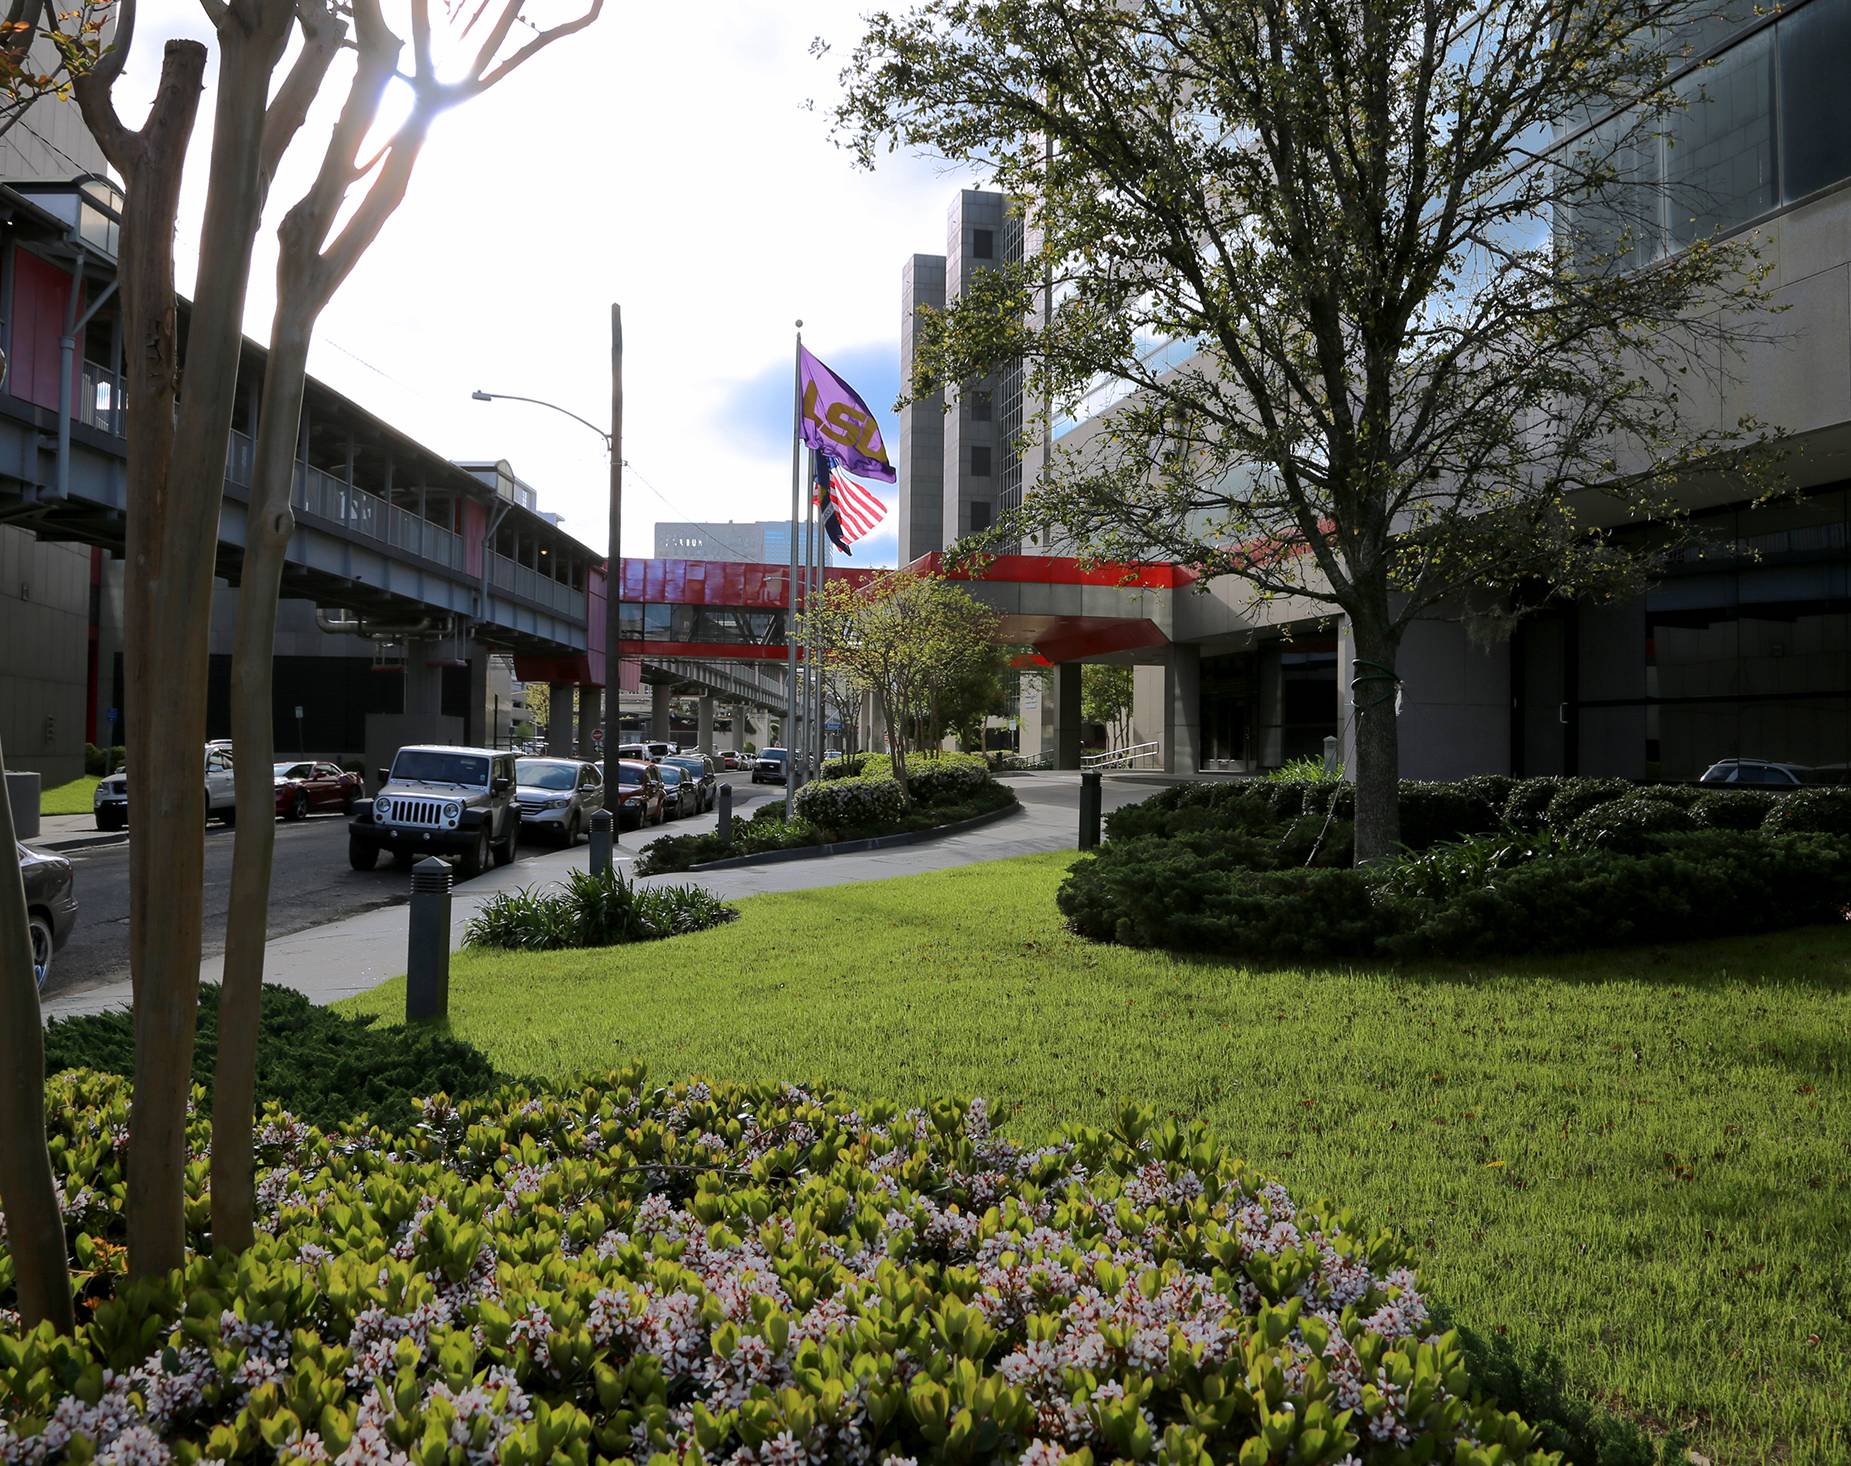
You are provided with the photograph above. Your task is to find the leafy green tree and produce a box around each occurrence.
[805,572,1003,800]
[829,0,1783,861]
[1082,663,1134,751]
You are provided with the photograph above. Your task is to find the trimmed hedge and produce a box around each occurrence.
[793,773,907,828]
[1060,829,1851,962]
[0,1070,1556,1465]
[41,984,501,1133]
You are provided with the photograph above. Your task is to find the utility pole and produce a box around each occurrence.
[602,303,623,821]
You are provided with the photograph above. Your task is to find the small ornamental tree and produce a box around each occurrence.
[829,0,1786,862]
[804,572,1002,801]
[1082,663,1134,751]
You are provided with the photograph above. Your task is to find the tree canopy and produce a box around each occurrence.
[828,0,1786,858]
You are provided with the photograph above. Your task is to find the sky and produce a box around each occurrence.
[99,0,985,568]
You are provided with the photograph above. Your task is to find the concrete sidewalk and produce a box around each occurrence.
[36,772,1149,1021]
[25,813,127,854]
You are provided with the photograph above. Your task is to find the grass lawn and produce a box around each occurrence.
[340,852,1851,1464]
[38,775,99,816]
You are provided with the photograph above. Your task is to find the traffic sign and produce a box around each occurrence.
[294,705,304,720]
[591,726,604,746]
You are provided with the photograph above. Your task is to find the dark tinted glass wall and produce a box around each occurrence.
[1780,0,1851,201]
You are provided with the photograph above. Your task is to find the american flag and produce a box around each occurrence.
[813,454,888,555]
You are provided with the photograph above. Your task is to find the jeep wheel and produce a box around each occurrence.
[493,823,518,867]
[459,825,492,879]
[348,836,380,871]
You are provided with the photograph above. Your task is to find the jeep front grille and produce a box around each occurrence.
[387,798,447,828]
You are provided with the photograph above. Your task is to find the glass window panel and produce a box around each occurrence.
[1779,0,1851,202]
[1666,28,1774,245]
[642,604,671,641]
[1558,112,1664,272]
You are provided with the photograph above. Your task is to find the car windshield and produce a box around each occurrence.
[616,765,646,785]
[666,757,702,773]
[658,766,683,784]
[392,751,489,786]
[273,762,312,778]
[760,749,787,763]
[517,760,577,790]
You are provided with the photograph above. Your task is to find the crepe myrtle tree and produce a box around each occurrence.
[828,0,1786,862]
[215,0,601,1255]
[803,571,1002,799]
[0,0,111,141]
[1082,663,1134,753]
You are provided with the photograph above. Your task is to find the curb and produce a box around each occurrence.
[680,800,1024,872]
[30,832,129,854]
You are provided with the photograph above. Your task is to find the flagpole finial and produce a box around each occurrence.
[795,319,803,329]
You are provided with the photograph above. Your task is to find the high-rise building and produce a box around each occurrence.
[898,190,1039,563]
[652,520,824,569]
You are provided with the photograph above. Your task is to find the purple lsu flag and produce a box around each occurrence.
[798,346,897,483]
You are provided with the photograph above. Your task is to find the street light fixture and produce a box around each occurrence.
[471,305,623,823]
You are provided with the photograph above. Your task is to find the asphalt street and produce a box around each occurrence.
[40,776,774,1003]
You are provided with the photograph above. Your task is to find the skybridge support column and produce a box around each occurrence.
[364,639,465,798]
[651,683,673,741]
[577,686,602,759]
[697,696,714,753]
[547,681,575,756]
[1051,664,1083,771]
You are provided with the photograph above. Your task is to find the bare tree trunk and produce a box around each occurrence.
[1349,612,1403,864]
[212,326,309,1250]
[77,37,209,1282]
[0,733,73,1333]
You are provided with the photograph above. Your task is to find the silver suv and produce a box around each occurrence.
[348,745,520,878]
[513,758,604,846]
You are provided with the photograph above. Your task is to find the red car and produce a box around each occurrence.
[603,758,667,830]
[273,760,363,820]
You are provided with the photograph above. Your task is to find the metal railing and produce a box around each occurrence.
[490,551,580,617]
[994,750,1054,771]
[1082,741,1161,770]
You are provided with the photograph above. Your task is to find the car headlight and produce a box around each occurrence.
[545,797,569,809]
[444,802,461,819]
[374,798,392,819]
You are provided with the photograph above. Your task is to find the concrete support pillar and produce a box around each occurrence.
[577,685,602,759]
[547,680,575,755]
[403,641,444,719]
[732,705,750,748]
[650,683,673,741]
[697,695,715,752]
[1051,663,1083,770]
[466,644,490,748]
[1161,643,1201,775]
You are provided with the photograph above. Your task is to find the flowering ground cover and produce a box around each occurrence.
[3,1073,1552,1464]
[341,853,1851,1465]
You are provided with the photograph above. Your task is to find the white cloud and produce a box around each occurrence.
[103,0,981,566]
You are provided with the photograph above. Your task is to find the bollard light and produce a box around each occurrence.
[717,782,733,844]
[1079,769,1103,851]
[406,856,452,1022]
[588,807,613,879]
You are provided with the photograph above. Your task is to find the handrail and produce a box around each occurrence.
[1082,741,1160,769]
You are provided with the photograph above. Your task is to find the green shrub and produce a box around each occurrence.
[82,742,104,777]
[1689,789,1775,830]
[0,1071,1553,1465]
[1566,794,1697,853]
[1104,780,1272,841]
[41,984,501,1132]
[794,773,907,828]
[1265,753,1343,782]
[906,758,994,805]
[1501,776,1571,830]
[463,870,737,950]
[1761,787,1851,836]
[1386,832,1851,959]
[1397,779,1501,850]
[1377,831,1571,901]
[1540,777,1636,832]
[1060,834,1387,958]
[815,753,870,780]
[1276,812,1355,867]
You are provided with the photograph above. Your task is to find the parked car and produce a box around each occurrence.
[1698,758,1808,786]
[717,750,742,771]
[348,745,520,878]
[513,757,604,846]
[599,758,667,829]
[661,753,717,813]
[92,744,238,831]
[18,841,77,991]
[656,763,699,819]
[752,748,791,785]
[273,760,364,820]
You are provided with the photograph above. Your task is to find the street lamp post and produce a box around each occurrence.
[472,302,623,829]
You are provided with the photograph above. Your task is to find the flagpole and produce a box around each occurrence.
[804,459,819,775]
[786,322,802,818]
